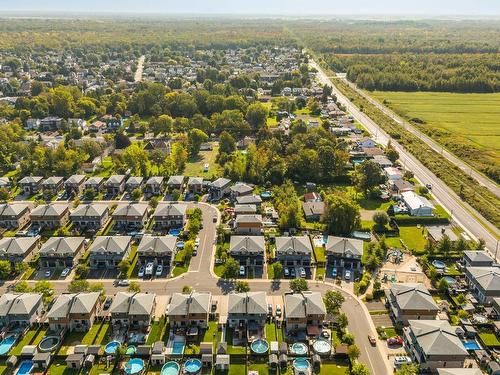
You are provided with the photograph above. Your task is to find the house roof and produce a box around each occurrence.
[304,192,321,202]
[167,292,211,316]
[187,177,203,185]
[71,204,108,218]
[65,175,86,184]
[42,176,64,186]
[401,191,434,211]
[235,214,262,224]
[234,204,257,214]
[0,203,29,217]
[284,292,326,319]
[387,283,439,312]
[85,176,105,186]
[230,236,265,255]
[0,237,38,256]
[146,176,164,185]
[112,203,148,218]
[0,293,42,316]
[40,237,85,256]
[106,175,126,185]
[89,236,131,254]
[19,176,43,184]
[436,369,482,375]
[167,175,185,185]
[276,236,312,256]
[325,236,363,258]
[110,292,156,316]
[126,176,144,185]
[407,320,468,357]
[137,235,177,256]
[47,292,100,318]
[302,202,325,217]
[466,267,500,293]
[210,178,231,189]
[464,251,493,264]
[230,183,253,195]
[31,203,68,217]
[236,195,262,205]
[228,292,267,315]
[153,203,187,217]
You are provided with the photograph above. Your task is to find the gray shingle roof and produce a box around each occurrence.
[153,203,187,217]
[302,202,325,216]
[210,178,231,189]
[167,292,211,316]
[110,292,156,316]
[42,176,64,186]
[106,175,126,185]
[236,195,262,205]
[137,235,177,256]
[235,214,262,224]
[467,267,500,293]
[284,292,326,319]
[464,251,493,264]
[228,292,267,315]
[230,236,265,255]
[0,237,38,256]
[0,203,29,217]
[112,203,148,218]
[65,175,86,184]
[230,183,253,194]
[0,293,42,316]
[19,176,43,184]
[31,203,68,217]
[89,236,131,254]
[387,283,439,312]
[276,236,312,256]
[40,237,85,256]
[187,177,203,185]
[126,176,144,185]
[167,176,184,185]
[325,236,363,258]
[146,176,164,185]
[47,292,100,318]
[71,204,108,218]
[407,320,468,357]
[85,176,105,186]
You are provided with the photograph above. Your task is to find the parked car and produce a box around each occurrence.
[103,298,113,310]
[155,264,163,276]
[268,304,273,315]
[290,268,296,278]
[368,335,377,346]
[387,336,403,346]
[195,237,200,247]
[344,270,351,280]
[138,266,145,277]
[276,305,282,317]
[284,268,290,277]
[394,356,412,367]
[61,268,70,277]
[239,265,245,276]
[331,268,337,278]
[299,267,306,278]
[145,262,154,275]
[44,270,51,278]
[426,184,432,190]
[117,279,130,286]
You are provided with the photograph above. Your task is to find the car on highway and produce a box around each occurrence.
[61,268,71,277]
[239,265,245,276]
[117,279,130,287]
[368,335,377,346]
[138,266,145,277]
[344,270,351,280]
[155,264,163,276]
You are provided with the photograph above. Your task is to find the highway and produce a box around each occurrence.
[310,59,500,257]
[341,78,500,198]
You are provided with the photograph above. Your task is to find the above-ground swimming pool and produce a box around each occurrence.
[16,361,34,375]
[172,340,185,355]
[176,242,185,249]
[312,339,331,355]
[432,260,446,269]
[352,231,371,240]
[443,276,457,285]
[290,342,308,355]
[0,335,16,355]
[161,362,180,375]
[293,358,310,371]
[104,340,121,355]
[124,358,145,375]
[168,228,182,236]
[38,336,61,352]
[260,191,272,199]
[184,359,202,374]
[250,339,269,354]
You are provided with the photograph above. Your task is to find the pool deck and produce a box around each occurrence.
[165,334,185,355]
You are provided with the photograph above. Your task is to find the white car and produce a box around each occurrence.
[155,264,163,276]
[44,270,51,278]
[118,279,130,287]
[239,265,245,276]
[345,270,351,280]
[145,262,154,276]
[138,266,145,277]
[394,356,412,367]
[284,268,290,277]
[276,305,282,317]
[195,237,200,247]
[299,267,306,278]
[61,268,70,277]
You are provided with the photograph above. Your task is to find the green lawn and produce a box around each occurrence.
[172,263,189,277]
[227,363,245,375]
[184,145,222,179]
[247,361,270,375]
[95,322,112,345]
[0,361,9,375]
[127,245,139,278]
[147,319,166,344]
[479,332,500,347]
[265,323,277,341]
[47,359,79,375]
[385,225,427,253]
[202,321,220,344]
[89,362,116,375]
[58,327,102,355]
[316,265,326,280]
[10,328,41,355]
[226,327,247,355]
[313,246,326,262]
[318,360,350,375]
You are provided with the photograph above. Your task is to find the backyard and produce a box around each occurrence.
[384,225,427,254]
[184,144,222,179]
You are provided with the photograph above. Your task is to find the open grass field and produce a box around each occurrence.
[184,144,222,179]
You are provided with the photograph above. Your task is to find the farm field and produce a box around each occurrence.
[370,91,500,178]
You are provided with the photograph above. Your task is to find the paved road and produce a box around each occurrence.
[134,55,145,82]
[341,78,500,198]
[0,200,390,375]
[310,59,500,256]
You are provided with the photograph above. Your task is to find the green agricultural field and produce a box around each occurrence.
[371,91,500,177]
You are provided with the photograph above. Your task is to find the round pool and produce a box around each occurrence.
[161,362,180,375]
[124,359,144,375]
[176,242,185,249]
[260,191,272,199]
[443,276,457,285]
[312,339,331,355]
[250,339,269,354]
[126,346,137,355]
[38,336,61,352]
[432,260,446,269]
[293,358,310,371]
[184,359,202,374]
[290,342,308,355]
[104,340,121,355]
[168,229,181,237]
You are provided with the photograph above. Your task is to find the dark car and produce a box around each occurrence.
[104,298,113,310]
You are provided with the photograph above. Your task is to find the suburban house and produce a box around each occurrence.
[463,251,494,268]
[234,214,263,235]
[389,179,415,195]
[105,175,126,196]
[384,167,403,181]
[464,266,500,304]
[427,226,459,244]
[230,183,253,200]
[235,195,262,208]
[227,292,268,341]
[166,292,212,328]
[18,176,43,195]
[144,139,171,154]
[402,191,434,217]
[30,203,70,229]
[0,203,31,229]
[385,283,439,325]
[356,137,376,149]
[283,292,326,335]
[373,155,393,168]
[0,237,40,270]
[229,236,265,277]
[70,204,109,231]
[209,177,232,200]
[112,203,149,230]
[126,176,144,192]
[137,235,177,273]
[187,177,204,194]
[40,116,63,131]
[39,237,86,269]
[109,292,157,328]
[403,320,468,371]
[0,293,43,328]
[89,236,132,269]
[167,175,185,192]
[0,177,10,189]
[302,201,325,222]
[145,177,164,196]
[234,204,257,216]
[46,292,101,332]
[153,203,187,229]
[275,236,312,276]
[84,177,105,195]
[41,177,64,197]
[304,192,321,202]
[325,236,363,275]
[64,175,86,197]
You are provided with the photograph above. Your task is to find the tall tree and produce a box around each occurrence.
[323,193,361,236]
[188,128,208,156]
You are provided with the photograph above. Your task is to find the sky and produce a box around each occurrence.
[1,0,500,16]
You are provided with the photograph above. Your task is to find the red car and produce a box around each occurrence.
[387,336,403,346]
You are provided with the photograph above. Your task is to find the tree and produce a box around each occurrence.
[290,278,309,293]
[123,144,150,176]
[149,196,160,209]
[373,211,389,231]
[385,141,399,163]
[323,290,345,315]
[0,187,10,201]
[221,257,240,280]
[118,259,131,277]
[347,344,361,361]
[342,332,355,345]
[14,262,28,275]
[351,363,370,375]
[150,115,173,135]
[68,280,90,293]
[128,281,141,293]
[219,131,236,155]
[245,102,268,130]
[396,364,420,375]
[235,281,250,293]
[323,193,361,236]
[131,188,142,201]
[187,128,208,156]
[33,280,54,298]
[115,133,131,149]
[272,263,284,279]
[437,277,448,292]
[355,160,383,195]
[182,285,192,294]
[338,312,349,330]
[0,260,11,279]
[75,264,90,279]
[171,142,188,173]
[13,281,31,293]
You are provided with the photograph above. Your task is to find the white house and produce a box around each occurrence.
[401,191,434,217]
